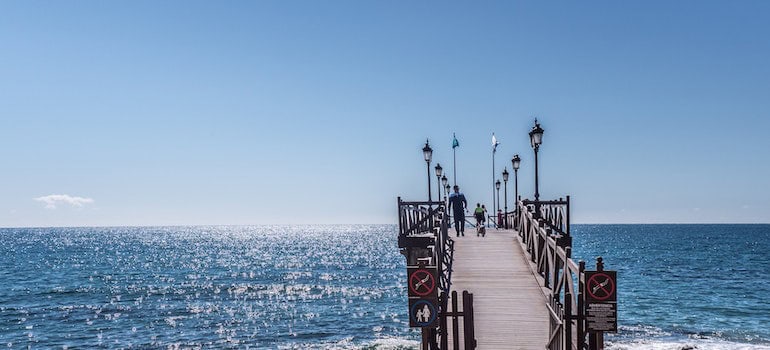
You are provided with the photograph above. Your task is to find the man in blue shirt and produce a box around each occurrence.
[448,185,468,237]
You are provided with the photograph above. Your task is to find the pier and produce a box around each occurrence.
[398,122,616,350]
[448,229,548,349]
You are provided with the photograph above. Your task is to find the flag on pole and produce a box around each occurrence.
[452,133,459,149]
[492,133,500,153]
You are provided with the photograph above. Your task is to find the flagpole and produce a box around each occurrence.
[492,145,496,225]
[453,147,457,186]
[491,133,499,228]
[452,133,458,186]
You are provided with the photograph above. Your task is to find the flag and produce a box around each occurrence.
[492,133,500,152]
[452,133,459,149]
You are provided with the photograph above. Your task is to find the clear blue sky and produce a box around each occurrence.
[2,1,769,226]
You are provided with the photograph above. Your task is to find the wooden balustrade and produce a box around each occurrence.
[514,197,591,350]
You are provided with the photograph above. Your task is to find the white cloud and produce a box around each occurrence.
[34,194,94,209]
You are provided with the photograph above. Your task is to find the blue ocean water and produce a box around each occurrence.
[571,224,770,350]
[0,226,419,349]
[1,224,769,349]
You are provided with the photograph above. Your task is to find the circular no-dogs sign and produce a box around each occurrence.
[585,271,617,302]
[408,268,437,297]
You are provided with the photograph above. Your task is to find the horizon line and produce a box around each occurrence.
[2,222,770,229]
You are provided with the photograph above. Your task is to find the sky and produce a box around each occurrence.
[1,1,769,227]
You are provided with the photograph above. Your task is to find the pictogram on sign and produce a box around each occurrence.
[585,271,616,302]
[409,299,438,328]
[409,269,437,297]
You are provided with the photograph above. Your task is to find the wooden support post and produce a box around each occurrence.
[452,291,460,350]
[578,260,586,350]
[589,257,605,350]
[440,292,448,350]
[565,291,572,350]
[463,291,476,349]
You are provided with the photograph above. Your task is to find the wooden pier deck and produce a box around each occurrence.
[448,228,549,349]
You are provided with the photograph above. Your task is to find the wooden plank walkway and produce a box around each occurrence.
[448,228,549,349]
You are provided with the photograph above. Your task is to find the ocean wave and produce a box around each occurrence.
[607,338,770,350]
[276,336,419,349]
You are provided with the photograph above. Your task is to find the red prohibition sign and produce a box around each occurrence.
[409,270,436,296]
[587,273,615,301]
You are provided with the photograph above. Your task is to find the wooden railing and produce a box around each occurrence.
[399,197,474,349]
[398,197,455,294]
[514,196,591,350]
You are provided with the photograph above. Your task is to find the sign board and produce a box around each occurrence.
[586,302,617,332]
[408,298,439,328]
[585,271,616,303]
[584,270,618,333]
[407,267,438,298]
[406,266,439,328]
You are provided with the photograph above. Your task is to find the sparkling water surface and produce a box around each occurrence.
[2,224,769,349]
[571,224,770,350]
[0,225,418,349]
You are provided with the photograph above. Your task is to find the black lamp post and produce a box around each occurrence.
[441,175,448,201]
[529,120,544,214]
[502,168,509,228]
[423,140,433,201]
[435,163,443,202]
[495,179,501,227]
[445,183,451,202]
[512,154,521,223]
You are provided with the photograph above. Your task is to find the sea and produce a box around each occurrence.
[0,224,768,349]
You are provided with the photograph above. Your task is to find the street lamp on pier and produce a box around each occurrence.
[423,140,433,201]
[495,180,501,227]
[502,168,509,228]
[435,163,443,202]
[528,121,544,214]
[441,175,448,202]
[512,154,521,224]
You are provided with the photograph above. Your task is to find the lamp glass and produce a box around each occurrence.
[441,175,448,187]
[529,122,544,148]
[512,155,521,170]
[435,163,443,177]
[422,141,432,162]
[495,180,501,190]
[502,168,509,182]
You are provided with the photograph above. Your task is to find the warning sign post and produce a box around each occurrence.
[407,266,438,298]
[584,270,617,333]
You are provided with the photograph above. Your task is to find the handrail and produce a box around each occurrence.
[398,197,455,294]
[514,196,588,350]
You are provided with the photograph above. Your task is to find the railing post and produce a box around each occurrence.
[588,257,604,350]
[452,291,460,350]
[463,291,476,349]
[566,195,571,237]
[565,291,572,350]
[578,260,586,350]
[440,291,448,350]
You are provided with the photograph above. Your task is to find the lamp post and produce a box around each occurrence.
[495,180,501,227]
[445,183,451,202]
[441,175,448,202]
[423,140,433,202]
[435,163,443,202]
[512,154,521,225]
[502,168,509,229]
[529,120,544,214]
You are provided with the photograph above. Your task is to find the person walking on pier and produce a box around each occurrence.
[474,203,484,227]
[448,185,467,237]
[474,203,487,237]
